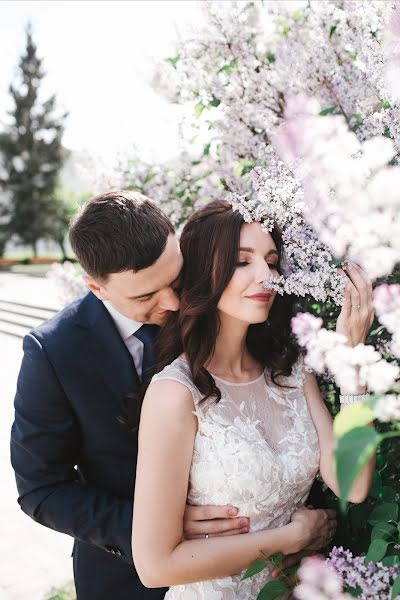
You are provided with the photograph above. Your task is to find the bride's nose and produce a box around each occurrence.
[255,260,272,285]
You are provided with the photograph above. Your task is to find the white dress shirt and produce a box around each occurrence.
[102,300,144,378]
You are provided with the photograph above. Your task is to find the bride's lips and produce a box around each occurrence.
[246,293,272,302]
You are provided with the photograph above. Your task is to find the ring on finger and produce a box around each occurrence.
[351,304,361,308]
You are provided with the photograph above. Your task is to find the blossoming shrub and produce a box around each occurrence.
[50,2,400,597]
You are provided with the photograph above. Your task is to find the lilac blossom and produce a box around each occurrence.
[274,95,400,280]
[373,284,400,359]
[291,313,400,396]
[374,394,400,422]
[48,262,87,306]
[326,546,400,600]
[294,555,351,600]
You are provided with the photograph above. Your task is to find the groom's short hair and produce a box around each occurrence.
[69,190,174,281]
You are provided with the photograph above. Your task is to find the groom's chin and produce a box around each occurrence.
[150,310,171,325]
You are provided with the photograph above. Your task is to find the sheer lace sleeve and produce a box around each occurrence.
[150,357,202,407]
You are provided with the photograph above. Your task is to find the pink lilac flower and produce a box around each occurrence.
[294,555,351,600]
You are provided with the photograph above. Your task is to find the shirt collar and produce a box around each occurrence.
[102,300,142,341]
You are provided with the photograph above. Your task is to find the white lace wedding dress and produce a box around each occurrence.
[150,355,320,599]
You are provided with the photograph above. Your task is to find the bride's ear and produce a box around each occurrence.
[83,274,108,300]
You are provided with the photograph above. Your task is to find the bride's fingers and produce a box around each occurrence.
[343,262,369,307]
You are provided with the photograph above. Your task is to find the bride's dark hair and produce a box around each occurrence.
[126,199,299,429]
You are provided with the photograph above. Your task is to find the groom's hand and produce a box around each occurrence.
[183,504,249,539]
[270,508,337,579]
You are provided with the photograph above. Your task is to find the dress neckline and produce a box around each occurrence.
[210,370,265,386]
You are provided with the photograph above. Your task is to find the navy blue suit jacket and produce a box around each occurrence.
[10,292,167,599]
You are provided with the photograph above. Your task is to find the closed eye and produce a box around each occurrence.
[138,294,154,302]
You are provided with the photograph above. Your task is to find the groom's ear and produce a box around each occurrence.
[83,274,109,301]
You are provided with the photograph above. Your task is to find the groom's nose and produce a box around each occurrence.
[158,287,180,312]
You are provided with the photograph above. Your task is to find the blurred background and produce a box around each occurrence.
[0,2,202,598]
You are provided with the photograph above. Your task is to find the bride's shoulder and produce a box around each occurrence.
[150,355,196,396]
[153,354,191,379]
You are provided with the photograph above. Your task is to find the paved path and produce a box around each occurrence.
[0,273,73,599]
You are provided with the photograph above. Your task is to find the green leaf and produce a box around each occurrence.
[345,586,362,597]
[143,172,156,185]
[165,55,180,69]
[368,502,399,525]
[256,580,288,600]
[371,522,397,541]
[334,404,375,439]
[383,555,400,567]
[392,573,400,599]
[218,59,236,74]
[208,96,221,108]
[335,426,382,511]
[329,25,337,38]
[369,470,382,499]
[267,552,284,568]
[382,486,397,501]
[320,106,336,116]
[203,143,211,156]
[241,560,266,580]
[194,102,205,119]
[364,538,389,564]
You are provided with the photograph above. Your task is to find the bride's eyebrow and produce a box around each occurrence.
[239,247,278,259]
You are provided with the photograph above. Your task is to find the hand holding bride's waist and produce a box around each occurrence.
[280,506,337,555]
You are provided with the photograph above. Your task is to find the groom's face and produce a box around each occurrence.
[86,234,183,324]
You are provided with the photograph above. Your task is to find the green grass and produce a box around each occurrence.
[10,263,54,274]
[44,580,76,600]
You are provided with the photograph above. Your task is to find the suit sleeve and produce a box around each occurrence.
[10,333,133,564]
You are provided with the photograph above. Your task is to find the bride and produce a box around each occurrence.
[132,200,374,598]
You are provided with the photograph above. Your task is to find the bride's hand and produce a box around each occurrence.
[336,261,374,348]
[288,507,337,555]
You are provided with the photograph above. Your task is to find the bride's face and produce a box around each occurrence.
[217,222,279,324]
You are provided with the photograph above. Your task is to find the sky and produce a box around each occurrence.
[0,1,203,165]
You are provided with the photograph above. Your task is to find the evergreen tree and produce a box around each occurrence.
[0,23,68,256]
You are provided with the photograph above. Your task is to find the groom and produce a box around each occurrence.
[11,191,332,599]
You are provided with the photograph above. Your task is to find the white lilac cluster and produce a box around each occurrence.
[385,5,400,103]
[151,1,283,195]
[273,2,400,146]
[141,0,400,224]
[326,546,400,600]
[291,312,400,397]
[294,555,352,600]
[118,151,221,228]
[374,394,400,423]
[274,94,400,280]
[373,284,400,359]
[48,262,87,306]
[229,158,345,303]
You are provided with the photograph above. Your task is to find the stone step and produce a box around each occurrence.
[0,299,57,321]
[0,319,30,339]
[0,299,58,339]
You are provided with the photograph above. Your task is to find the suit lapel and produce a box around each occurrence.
[75,293,140,408]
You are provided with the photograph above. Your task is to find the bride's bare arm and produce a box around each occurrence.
[303,372,375,504]
[132,379,330,588]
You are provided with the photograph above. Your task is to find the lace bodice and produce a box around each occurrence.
[150,355,320,599]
